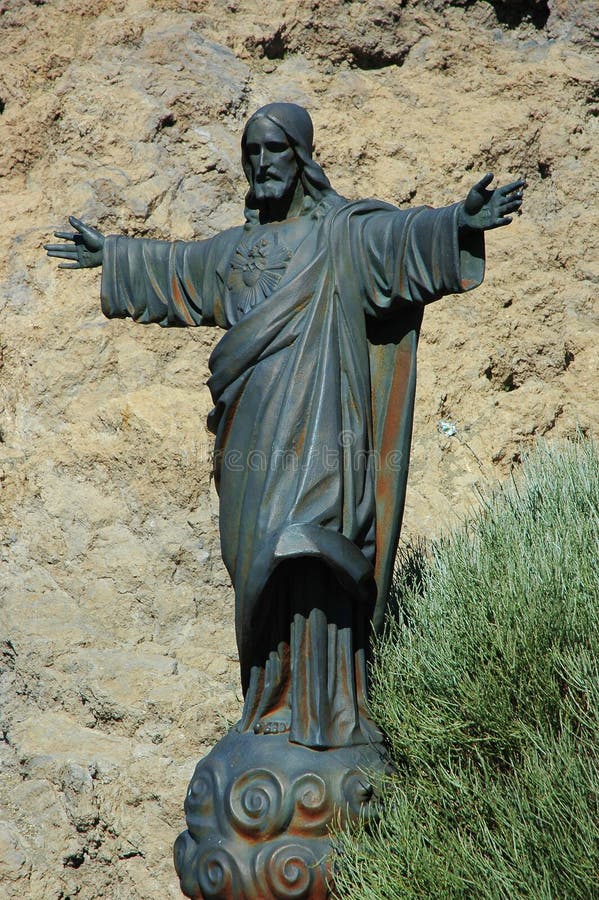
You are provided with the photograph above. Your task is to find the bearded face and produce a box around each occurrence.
[244,118,300,204]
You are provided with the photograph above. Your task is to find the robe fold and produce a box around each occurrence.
[101,197,485,747]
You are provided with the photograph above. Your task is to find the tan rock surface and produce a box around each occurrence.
[1,1,597,897]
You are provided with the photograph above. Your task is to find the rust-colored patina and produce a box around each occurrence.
[46,102,526,899]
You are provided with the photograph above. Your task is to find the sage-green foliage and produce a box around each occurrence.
[333,439,599,899]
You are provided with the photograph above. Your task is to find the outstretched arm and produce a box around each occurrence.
[45,218,224,327]
[356,173,524,319]
[459,174,526,231]
[45,217,105,268]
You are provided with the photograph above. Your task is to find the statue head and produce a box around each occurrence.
[243,116,300,205]
[241,103,339,223]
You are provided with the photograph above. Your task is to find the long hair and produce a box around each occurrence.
[241,103,343,223]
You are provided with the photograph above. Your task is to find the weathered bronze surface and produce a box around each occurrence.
[174,728,386,899]
[46,102,524,899]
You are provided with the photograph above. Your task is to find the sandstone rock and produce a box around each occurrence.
[0,820,30,883]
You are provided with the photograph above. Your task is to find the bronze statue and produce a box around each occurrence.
[46,103,525,899]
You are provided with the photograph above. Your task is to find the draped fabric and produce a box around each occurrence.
[101,197,485,747]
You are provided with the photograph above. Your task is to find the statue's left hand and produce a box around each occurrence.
[459,174,526,231]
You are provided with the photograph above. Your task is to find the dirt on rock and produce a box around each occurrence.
[0,1,597,898]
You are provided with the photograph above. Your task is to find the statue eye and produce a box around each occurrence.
[266,141,289,153]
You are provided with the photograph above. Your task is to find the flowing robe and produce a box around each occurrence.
[101,198,485,747]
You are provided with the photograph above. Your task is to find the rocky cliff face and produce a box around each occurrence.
[0,1,597,897]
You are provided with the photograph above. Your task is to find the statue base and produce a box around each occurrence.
[174,728,387,899]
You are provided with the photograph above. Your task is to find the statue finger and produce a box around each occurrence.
[498,193,523,206]
[498,178,527,195]
[45,245,79,256]
[53,231,78,241]
[492,216,513,228]
[473,172,494,191]
[68,215,97,238]
[44,244,77,257]
[500,199,523,214]
[45,242,77,251]
[58,261,83,269]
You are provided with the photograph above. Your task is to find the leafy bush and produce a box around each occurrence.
[333,439,599,899]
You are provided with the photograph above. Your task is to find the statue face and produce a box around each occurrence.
[244,118,299,204]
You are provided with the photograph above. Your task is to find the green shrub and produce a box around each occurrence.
[332,439,599,899]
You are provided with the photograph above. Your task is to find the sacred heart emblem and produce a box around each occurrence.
[227,234,292,314]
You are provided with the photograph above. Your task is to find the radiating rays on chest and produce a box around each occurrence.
[227,231,293,315]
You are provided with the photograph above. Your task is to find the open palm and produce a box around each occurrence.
[45,216,105,268]
[459,174,526,231]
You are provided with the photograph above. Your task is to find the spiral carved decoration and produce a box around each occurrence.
[255,843,328,899]
[290,772,329,833]
[175,729,385,899]
[227,768,286,838]
[341,769,375,818]
[198,848,244,900]
[185,768,216,834]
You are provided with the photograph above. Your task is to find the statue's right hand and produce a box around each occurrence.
[45,216,105,269]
